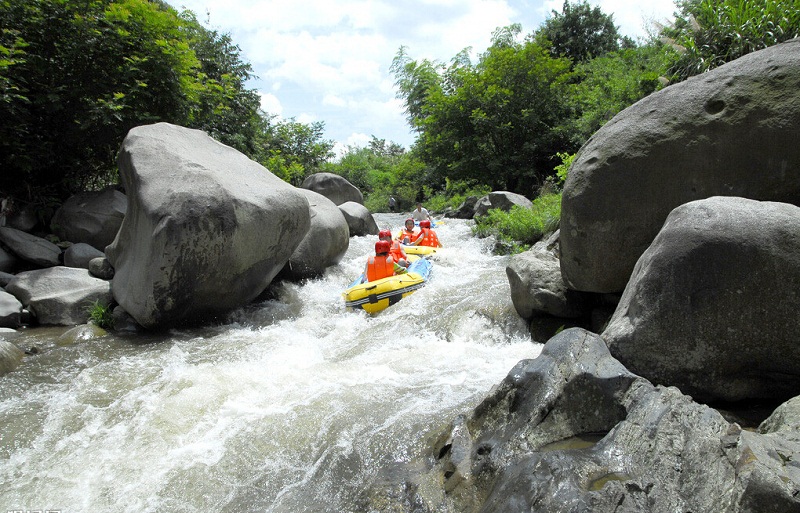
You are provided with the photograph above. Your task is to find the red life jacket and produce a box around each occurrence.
[388,240,406,262]
[397,228,418,243]
[419,228,440,247]
[366,254,395,282]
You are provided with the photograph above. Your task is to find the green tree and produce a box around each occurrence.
[0,0,203,202]
[393,26,575,195]
[0,0,272,207]
[258,116,334,186]
[661,0,800,81]
[535,0,630,64]
[179,9,262,156]
[323,138,426,212]
[568,44,671,142]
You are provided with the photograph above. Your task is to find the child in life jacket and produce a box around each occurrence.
[363,240,406,283]
[396,217,419,244]
[379,229,408,267]
[410,219,443,247]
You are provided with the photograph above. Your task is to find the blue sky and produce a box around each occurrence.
[166,0,678,155]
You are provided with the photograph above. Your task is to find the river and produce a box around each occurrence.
[0,214,542,513]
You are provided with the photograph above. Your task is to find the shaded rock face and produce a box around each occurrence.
[6,267,112,325]
[106,123,310,330]
[364,329,800,512]
[561,39,800,293]
[603,196,800,404]
[301,172,363,206]
[0,246,19,273]
[280,188,350,280]
[0,226,61,268]
[338,201,379,237]
[50,188,127,251]
[474,191,532,217]
[63,243,104,269]
[506,243,588,320]
[452,195,478,219]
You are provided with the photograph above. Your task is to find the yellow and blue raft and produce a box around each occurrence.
[343,258,433,314]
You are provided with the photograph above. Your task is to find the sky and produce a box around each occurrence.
[166,0,678,155]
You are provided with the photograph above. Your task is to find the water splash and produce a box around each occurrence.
[0,215,541,512]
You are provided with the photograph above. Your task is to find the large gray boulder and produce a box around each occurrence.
[280,188,350,280]
[301,172,363,206]
[365,328,800,512]
[0,290,23,328]
[474,191,532,217]
[0,339,24,377]
[603,197,800,403]
[50,188,127,250]
[561,39,800,293]
[338,201,379,236]
[6,267,112,325]
[106,123,310,330]
[0,226,61,267]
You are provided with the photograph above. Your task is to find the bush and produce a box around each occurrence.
[473,193,561,253]
[87,300,115,330]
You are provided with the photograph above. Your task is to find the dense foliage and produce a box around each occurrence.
[662,0,800,81]
[0,0,332,207]
[392,25,576,196]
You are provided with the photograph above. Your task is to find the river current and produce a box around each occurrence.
[0,214,542,512]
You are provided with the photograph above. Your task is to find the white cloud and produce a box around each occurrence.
[259,92,283,116]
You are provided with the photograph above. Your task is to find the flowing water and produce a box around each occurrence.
[0,215,542,513]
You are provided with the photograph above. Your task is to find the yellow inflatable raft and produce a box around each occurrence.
[402,245,438,257]
[343,258,433,314]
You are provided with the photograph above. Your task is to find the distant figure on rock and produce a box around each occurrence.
[388,196,397,212]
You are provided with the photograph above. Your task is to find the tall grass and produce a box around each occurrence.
[664,0,800,80]
[473,193,562,254]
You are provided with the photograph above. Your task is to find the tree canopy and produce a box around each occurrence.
[536,0,632,64]
[0,0,332,206]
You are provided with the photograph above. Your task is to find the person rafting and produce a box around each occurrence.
[364,240,406,283]
[411,202,432,223]
[410,219,443,248]
[396,217,419,244]
[379,229,408,268]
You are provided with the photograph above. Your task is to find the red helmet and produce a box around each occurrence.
[375,240,391,255]
[420,219,431,229]
[404,217,414,227]
[378,229,392,239]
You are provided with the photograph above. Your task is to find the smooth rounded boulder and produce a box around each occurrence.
[301,172,363,206]
[106,123,311,330]
[603,197,800,403]
[561,39,800,293]
[280,188,350,280]
[338,201,379,236]
[6,267,113,325]
[63,243,105,269]
[50,188,127,251]
[473,191,532,217]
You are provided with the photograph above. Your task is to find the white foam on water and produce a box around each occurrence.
[0,216,542,512]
